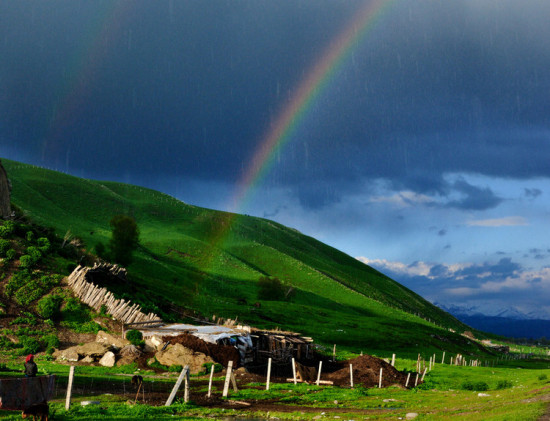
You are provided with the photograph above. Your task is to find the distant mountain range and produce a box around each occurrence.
[435,302,550,339]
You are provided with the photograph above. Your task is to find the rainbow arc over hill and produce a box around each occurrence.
[215,0,395,246]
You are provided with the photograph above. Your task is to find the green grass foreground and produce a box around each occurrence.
[1,356,550,420]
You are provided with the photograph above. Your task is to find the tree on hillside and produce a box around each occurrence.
[109,215,139,266]
[257,276,294,301]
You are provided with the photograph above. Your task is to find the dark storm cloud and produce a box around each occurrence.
[445,179,503,210]
[524,188,542,198]
[2,0,550,208]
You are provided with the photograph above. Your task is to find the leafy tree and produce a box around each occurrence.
[257,276,286,301]
[109,215,139,266]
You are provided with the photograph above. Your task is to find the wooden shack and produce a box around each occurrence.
[250,329,314,364]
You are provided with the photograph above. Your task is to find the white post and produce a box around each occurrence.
[316,361,323,386]
[291,358,297,385]
[333,344,336,361]
[65,366,75,410]
[405,372,411,387]
[442,351,446,364]
[421,367,427,381]
[415,373,419,387]
[222,361,234,397]
[166,366,190,406]
[349,364,354,388]
[207,363,215,398]
[391,353,396,367]
[184,368,190,403]
[266,358,272,391]
[429,356,432,371]
[379,367,383,388]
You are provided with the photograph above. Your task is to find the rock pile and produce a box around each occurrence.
[52,330,217,374]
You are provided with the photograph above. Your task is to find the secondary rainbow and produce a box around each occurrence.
[229,0,395,213]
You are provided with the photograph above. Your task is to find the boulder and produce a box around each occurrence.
[119,345,142,362]
[155,343,214,374]
[96,331,130,349]
[54,348,80,362]
[99,351,116,367]
[116,356,137,367]
[76,342,109,358]
[146,335,164,351]
[81,356,94,364]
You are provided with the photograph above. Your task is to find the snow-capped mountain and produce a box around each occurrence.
[434,302,550,339]
[434,302,550,321]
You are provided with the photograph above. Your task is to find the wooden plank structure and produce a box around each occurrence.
[250,329,314,364]
[68,263,160,326]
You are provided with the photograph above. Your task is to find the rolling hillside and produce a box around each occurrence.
[4,159,483,357]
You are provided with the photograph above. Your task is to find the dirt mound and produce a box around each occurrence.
[325,355,414,388]
[161,333,240,367]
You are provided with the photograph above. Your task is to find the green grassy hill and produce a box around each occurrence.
[4,159,487,358]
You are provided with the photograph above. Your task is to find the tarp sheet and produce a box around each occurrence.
[0,375,55,410]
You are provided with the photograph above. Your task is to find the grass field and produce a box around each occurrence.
[1,353,549,420]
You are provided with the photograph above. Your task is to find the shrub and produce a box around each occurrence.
[37,295,63,320]
[496,380,513,389]
[539,374,548,381]
[17,337,41,356]
[0,239,10,256]
[36,237,50,253]
[5,249,16,261]
[126,329,145,347]
[257,276,286,301]
[461,381,489,391]
[169,364,183,372]
[41,334,60,354]
[26,231,34,242]
[201,362,223,375]
[0,221,15,238]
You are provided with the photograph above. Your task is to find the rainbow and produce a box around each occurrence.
[229,0,395,213]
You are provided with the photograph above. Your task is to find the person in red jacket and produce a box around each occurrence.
[24,354,37,377]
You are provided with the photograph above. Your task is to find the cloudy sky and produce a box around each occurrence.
[2,0,550,316]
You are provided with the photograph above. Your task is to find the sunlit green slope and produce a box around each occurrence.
[4,159,482,357]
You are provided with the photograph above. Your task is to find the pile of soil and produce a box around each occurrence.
[325,355,414,388]
[161,333,240,367]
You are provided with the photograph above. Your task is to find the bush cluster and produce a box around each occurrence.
[37,294,63,320]
[5,271,62,306]
[460,381,489,391]
[126,329,145,347]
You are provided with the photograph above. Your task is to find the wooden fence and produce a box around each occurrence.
[67,264,160,325]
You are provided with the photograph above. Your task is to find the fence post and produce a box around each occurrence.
[266,358,272,391]
[223,361,234,397]
[349,364,354,388]
[65,366,75,410]
[379,368,383,388]
[165,365,189,406]
[391,353,396,367]
[442,351,445,364]
[207,363,215,398]
[316,361,323,386]
[291,358,297,385]
[405,372,411,388]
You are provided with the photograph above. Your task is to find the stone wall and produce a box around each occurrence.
[0,160,11,219]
